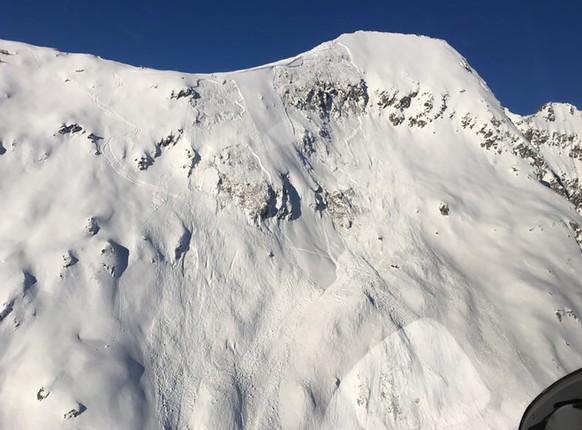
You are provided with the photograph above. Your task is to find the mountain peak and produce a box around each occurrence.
[328,31,481,88]
[531,102,582,120]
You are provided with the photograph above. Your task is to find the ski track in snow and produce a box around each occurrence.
[336,41,362,74]
[80,75,180,199]
[249,147,273,185]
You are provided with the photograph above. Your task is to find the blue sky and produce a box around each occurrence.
[2,0,580,114]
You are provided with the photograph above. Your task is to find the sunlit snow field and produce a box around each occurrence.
[0,32,581,429]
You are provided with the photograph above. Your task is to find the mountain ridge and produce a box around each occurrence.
[0,32,581,430]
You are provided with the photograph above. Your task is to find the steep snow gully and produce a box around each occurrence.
[0,31,581,429]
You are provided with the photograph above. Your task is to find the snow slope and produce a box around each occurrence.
[0,31,581,429]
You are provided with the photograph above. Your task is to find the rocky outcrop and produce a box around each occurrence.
[512,103,582,213]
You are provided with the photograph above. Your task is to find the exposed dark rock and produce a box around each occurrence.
[182,148,200,177]
[86,217,100,236]
[433,94,449,120]
[324,188,356,229]
[62,251,78,268]
[408,117,427,128]
[513,143,546,170]
[301,129,316,156]
[318,126,331,140]
[570,222,582,251]
[170,87,200,100]
[394,93,416,110]
[23,271,37,292]
[283,79,369,119]
[37,388,50,401]
[379,90,443,128]
[461,114,476,130]
[377,90,398,109]
[476,121,505,151]
[63,404,86,420]
[157,129,183,148]
[538,103,556,122]
[570,145,582,160]
[277,173,302,221]
[439,203,449,216]
[514,111,582,213]
[555,307,578,322]
[460,58,473,73]
[388,112,404,126]
[262,187,279,220]
[136,129,186,170]
[313,190,327,213]
[87,133,103,144]
[217,174,278,224]
[216,170,303,224]
[174,227,192,261]
[136,154,154,171]
[523,128,579,149]
[58,123,83,135]
[100,241,129,278]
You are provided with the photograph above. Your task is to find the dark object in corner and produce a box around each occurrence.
[519,368,582,430]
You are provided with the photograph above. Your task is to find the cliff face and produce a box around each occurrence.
[0,32,581,430]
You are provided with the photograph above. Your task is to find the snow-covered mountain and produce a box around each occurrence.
[0,31,581,430]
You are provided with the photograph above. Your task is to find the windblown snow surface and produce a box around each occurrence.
[1,31,581,430]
